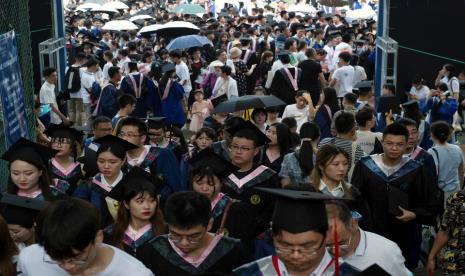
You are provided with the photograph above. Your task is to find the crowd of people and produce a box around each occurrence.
[2,0,465,275]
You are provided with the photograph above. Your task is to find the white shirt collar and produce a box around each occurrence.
[319,179,345,197]
[353,229,367,257]
[279,250,334,276]
[101,170,123,189]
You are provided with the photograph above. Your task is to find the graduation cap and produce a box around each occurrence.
[227,121,271,147]
[162,62,175,73]
[240,36,252,45]
[401,99,419,108]
[145,117,167,130]
[377,96,401,115]
[327,29,342,36]
[189,148,239,179]
[324,13,334,20]
[358,264,390,275]
[255,187,343,234]
[366,19,376,25]
[354,80,373,92]
[44,124,82,140]
[238,22,251,29]
[93,135,138,152]
[210,94,228,108]
[0,192,49,228]
[1,138,57,166]
[107,166,162,201]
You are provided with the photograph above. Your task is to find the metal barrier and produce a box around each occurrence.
[39,37,66,91]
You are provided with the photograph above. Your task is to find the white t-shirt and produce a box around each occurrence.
[282,104,309,133]
[80,71,96,104]
[323,45,335,72]
[175,61,192,94]
[352,65,367,85]
[356,130,382,155]
[409,85,429,100]
[332,65,355,97]
[17,244,154,276]
[333,42,352,68]
[102,62,113,81]
[343,229,411,275]
[440,76,460,93]
[39,81,62,124]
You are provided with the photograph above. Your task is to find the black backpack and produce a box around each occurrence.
[64,66,81,93]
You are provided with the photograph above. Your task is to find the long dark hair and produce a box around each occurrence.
[271,123,291,156]
[193,127,217,150]
[160,70,174,87]
[403,103,423,125]
[298,122,320,178]
[322,87,340,115]
[7,160,54,200]
[111,184,166,249]
[0,215,18,276]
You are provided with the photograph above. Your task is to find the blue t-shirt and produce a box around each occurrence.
[428,144,464,192]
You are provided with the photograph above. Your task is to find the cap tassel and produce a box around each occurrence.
[333,217,340,276]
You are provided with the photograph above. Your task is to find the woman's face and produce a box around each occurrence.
[321,154,349,183]
[51,137,73,157]
[195,133,214,150]
[10,160,42,193]
[97,151,124,178]
[194,92,204,102]
[125,192,157,221]
[253,112,267,125]
[266,126,278,145]
[221,35,228,42]
[192,175,221,200]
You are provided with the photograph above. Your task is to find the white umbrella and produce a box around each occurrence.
[156,21,200,37]
[345,7,376,23]
[77,3,101,10]
[102,20,138,31]
[288,4,317,13]
[103,1,129,10]
[138,24,162,35]
[129,15,154,22]
[91,6,119,14]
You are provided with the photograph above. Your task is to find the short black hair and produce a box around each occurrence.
[339,52,352,63]
[382,122,409,141]
[220,65,232,76]
[169,50,182,59]
[343,92,358,105]
[282,117,297,129]
[355,107,374,127]
[118,116,148,136]
[92,116,111,129]
[430,120,452,143]
[233,128,261,147]
[396,117,418,129]
[334,111,356,134]
[164,191,211,229]
[118,94,136,109]
[85,58,98,68]
[108,66,121,79]
[42,67,57,77]
[37,198,100,260]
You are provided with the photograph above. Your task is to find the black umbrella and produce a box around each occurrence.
[213,95,286,113]
[318,0,349,7]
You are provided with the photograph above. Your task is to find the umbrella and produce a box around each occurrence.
[77,3,101,10]
[102,20,138,31]
[91,6,119,14]
[129,15,154,21]
[213,95,286,113]
[166,35,212,52]
[85,0,106,4]
[288,4,317,13]
[318,0,349,7]
[345,7,376,23]
[155,21,200,38]
[172,4,205,15]
[138,24,163,35]
[103,1,129,10]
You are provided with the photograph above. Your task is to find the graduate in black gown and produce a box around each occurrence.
[189,148,255,247]
[221,121,279,238]
[350,123,441,270]
[270,51,302,107]
[104,167,167,257]
[137,191,252,275]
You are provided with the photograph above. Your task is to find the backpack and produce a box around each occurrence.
[89,81,101,102]
[64,66,81,93]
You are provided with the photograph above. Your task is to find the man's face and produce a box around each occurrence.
[103,32,111,41]
[382,134,408,160]
[295,96,307,109]
[148,127,165,145]
[273,230,326,273]
[50,242,97,275]
[405,125,418,149]
[93,122,112,139]
[168,224,208,254]
[47,71,58,84]
[118,125,145,146]
[325,214,356,259]
[230,137,259,167]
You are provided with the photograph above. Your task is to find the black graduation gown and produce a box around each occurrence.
[350,156,441,266]
[270,67,301,106]
[221,164,279,237]
[241,49,259,95]
[137,235,252,275]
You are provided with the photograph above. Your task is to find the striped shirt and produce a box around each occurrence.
[318,137,365,171]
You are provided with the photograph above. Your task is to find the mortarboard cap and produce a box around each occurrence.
[93,135,138,152]
[145,117,167,130]
[327,29,342,36]
[44,124,82,140]
[324,13,334,20]
[240,36,252,44]
[366,19,376,25]
[358,264,390,276]
[256,186,344,234]
[107,166,162,201]
[227,120,271,147]
[377,96,401,115]
[189,148,239,179]
[1,138,57,166]
[238,22,251,29]
[0,192,49,228]
[277,50,290,58]
[401,99,419,108]
[210,94,228,108]
[162,62,175,73]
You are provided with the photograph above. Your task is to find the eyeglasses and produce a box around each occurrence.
[230,145,252,153]
[326,234,352,251]
[43,245,92,267]
[118,132,141,138]
[274,240,324,256]
[167,232,205,244]
[51,138,72,145]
